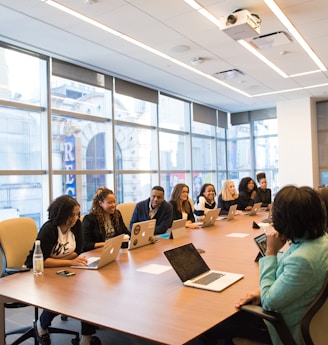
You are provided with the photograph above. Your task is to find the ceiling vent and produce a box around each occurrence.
[219,9,261,40]
[214,69,245,81]
[250,31,292,50]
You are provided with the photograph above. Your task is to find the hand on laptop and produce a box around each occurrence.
[71,255,88,266]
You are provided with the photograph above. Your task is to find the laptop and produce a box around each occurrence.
[217,204,237,221]
[261,203,273,223]
[244,202,262,216]
[129,219,156,250]
[71,234,124,270]
[155,219,187,239]
[164,243,244,292]
[169,219,187,239]
[196,208,220,227]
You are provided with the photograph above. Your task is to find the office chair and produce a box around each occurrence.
[233,274,328,345]
[116,202,136,228]
[0,217,80,345]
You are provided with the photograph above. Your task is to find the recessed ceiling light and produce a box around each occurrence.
[170,45,191,53]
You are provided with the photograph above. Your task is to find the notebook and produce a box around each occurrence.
[71,234,124,270]
[217,204,237,221]
[196,208,220,227]
[244,202,262,216]
[129,219,156,250]
[164,243,244,292]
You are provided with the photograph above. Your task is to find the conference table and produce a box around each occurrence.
[0,212,271,345]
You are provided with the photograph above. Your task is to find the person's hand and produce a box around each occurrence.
[71,255,88,266]
[251,190,257,199]
[245,205,252,211]
[186,221,200,229]
[266,228,287,256]
[235,289,261,309]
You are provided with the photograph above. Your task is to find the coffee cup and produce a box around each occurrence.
[121,234,130,253]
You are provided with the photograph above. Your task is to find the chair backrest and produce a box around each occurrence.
[0,218,38,268]
[301,274,328,345]
[116,202,136,228]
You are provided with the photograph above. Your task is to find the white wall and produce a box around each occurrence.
[277,97,319,188]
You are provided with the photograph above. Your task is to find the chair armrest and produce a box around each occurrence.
[241,305,297,345]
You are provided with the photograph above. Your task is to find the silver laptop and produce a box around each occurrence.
[71,234,123,270]
[169,219,187,239]
[196,208,220,227]
[164,243,244,292]
[217,204,237,221]
[244,202,262,216]
[261,203,273,223]
[154,219,187,239]
[129,219,156,250]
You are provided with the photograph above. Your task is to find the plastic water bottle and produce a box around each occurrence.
[33,240,44,276]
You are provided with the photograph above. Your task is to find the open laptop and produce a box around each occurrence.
[244,202,262,216]
[169,219,187,239]
[164,243,244,292]
[71,234,124,270]
[261,203,273,223]
[196,208,220,228]
[155,219,187,239]
[129,219,156,250]
[217,204,237,221]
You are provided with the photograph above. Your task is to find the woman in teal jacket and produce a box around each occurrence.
[197,185,328,345]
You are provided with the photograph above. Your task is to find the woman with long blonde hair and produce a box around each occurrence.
[218,180,240,215]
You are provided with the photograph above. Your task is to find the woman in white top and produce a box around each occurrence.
[194,183,217,220]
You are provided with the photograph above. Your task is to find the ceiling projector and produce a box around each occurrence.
[219,9,261,40]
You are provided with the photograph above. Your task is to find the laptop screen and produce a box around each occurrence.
[164,243,210,282]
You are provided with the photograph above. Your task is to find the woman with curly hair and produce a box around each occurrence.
[237,176,257,211]
[82,187,130,252]
[170,183,200,229]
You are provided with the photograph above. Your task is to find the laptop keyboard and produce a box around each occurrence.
[87,259,99,268]
[193,272,225,285]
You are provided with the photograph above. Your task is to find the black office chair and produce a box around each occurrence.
[233,274,328,345]
[0,217,80,345]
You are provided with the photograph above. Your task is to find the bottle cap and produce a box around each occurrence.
[35,240,40,245]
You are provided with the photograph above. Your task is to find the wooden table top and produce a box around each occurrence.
[0,212,270,345]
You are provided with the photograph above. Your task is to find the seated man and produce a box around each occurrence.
[130,186,173,235]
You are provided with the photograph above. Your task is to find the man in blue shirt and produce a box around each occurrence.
[130,186,173,235]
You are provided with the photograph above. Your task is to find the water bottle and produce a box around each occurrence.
[33,240,44,276]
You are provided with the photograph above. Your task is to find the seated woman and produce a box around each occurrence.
[217,180,242,216]
[25,195,101,345]
[82,187,130,252]
[169,183,200,229]
[238,177,257,211]
[196,185,328,345]
[194,183,217,220]
[254,172,272,208]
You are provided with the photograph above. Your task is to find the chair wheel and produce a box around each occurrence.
[61,315,68,321]
[90,335,102,345]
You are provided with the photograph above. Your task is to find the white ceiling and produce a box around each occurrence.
[1,0,328,113]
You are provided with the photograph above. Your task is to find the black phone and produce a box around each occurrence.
[56,270,75,277]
